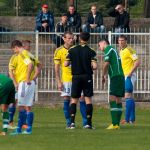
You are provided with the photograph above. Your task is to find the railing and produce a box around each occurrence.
[0,31,150,102]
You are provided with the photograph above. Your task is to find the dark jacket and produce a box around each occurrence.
[66,11,81,31]
[85,11,104,27]
[55,22,71,33]
[108,8,130,32]
[35,10,54,32]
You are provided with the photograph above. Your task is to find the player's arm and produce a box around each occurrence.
[102,61,109,85]
[54,63,63,91]
[128,59,140,77]
[91,50,97,70]
[128,50,140,77]
[26,62,34,84]
[32,62,42,82]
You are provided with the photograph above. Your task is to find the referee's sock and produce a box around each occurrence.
[79,100,87,126]
[63,100,71,126]
[86,104,93,127]
[70,103,76,124]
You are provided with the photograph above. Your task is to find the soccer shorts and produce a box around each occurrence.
[71,74,93,98]
[125,73,136,93]
[110,75,125,97]
[0,80,15,105]
[61,82,72,97]
[17,81,35,106]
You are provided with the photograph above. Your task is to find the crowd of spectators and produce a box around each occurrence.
[35,3,130,34]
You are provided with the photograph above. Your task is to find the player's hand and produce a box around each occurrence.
[14,82,18,91]
[57,81,63,91]
[42,23,48,28]
[128,72,132,77]
[26,80,31,85]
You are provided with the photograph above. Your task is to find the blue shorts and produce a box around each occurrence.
[125,73,136,93]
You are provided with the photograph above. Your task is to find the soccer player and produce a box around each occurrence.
[54,31,87,128]
[65,32,97,129]
[9,40,42,135]
[99,38,125,129]
[0,74,15,136]
[118,35,140,124]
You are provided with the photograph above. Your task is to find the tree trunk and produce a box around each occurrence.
[144,0,150,18]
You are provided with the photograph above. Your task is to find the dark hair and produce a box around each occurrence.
[11,40,22,48]
[79,32,90,42]
[69,5,75,8]
[63,31,73,38]
[118,35,127,41]
[99,38,110,45]
[61,13,68,17]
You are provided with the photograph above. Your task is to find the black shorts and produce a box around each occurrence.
[110,75,125,97]
[71,74,93,98]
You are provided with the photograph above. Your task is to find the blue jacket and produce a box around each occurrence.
[35,10,54,32]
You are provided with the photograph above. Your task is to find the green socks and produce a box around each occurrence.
[110,101,122,126]
[2,112,9,133]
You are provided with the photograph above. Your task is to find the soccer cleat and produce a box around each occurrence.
[129,121,135,124]
[22,124,28,129]
[83,125,95,130]
[22,131,32,135]
[0,132,6,136]
[106,124,120,130]
[121,119,127,124]
[9,130,22,135]
[69,123,75,129]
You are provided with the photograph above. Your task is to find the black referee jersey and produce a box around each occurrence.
[66,44,97,75]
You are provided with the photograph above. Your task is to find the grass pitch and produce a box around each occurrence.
[0,106,150,150]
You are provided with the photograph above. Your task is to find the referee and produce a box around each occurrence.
[64,32,97,129]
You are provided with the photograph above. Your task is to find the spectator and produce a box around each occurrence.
[66,5,81,32]
[55,14,72,47]
[108,4,130,33]
[82,5,105,33]
[35,4,54,32]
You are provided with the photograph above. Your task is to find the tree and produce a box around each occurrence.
[144,0,150,18]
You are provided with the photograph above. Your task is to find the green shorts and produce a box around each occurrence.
[0,80,15,105]
[110,75,125,97]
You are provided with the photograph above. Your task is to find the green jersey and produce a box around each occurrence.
[104,45,124,79]
[0,74,13,89]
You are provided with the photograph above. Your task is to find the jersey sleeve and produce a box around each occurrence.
[128,48,138,61]
[54,49,61,64]
[9,55,18,70]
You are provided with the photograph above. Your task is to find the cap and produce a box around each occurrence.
[42,4,48,8]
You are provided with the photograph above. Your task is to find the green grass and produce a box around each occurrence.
[0,106,150,150]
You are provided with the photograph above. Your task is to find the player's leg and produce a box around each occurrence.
[107,76,124,129]
[61,82,71,128]
[0,104,9,136]
[82,75,94,129]
[70,76,81,129]
[79,95,87,126]
[8,103,16,125]
[124,75,135,123]
[22,80,35,134]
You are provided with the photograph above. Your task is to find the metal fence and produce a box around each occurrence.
[0,31,150,102]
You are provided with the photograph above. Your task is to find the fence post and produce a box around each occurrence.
[35,31,39,102]
[107,31,112,103]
